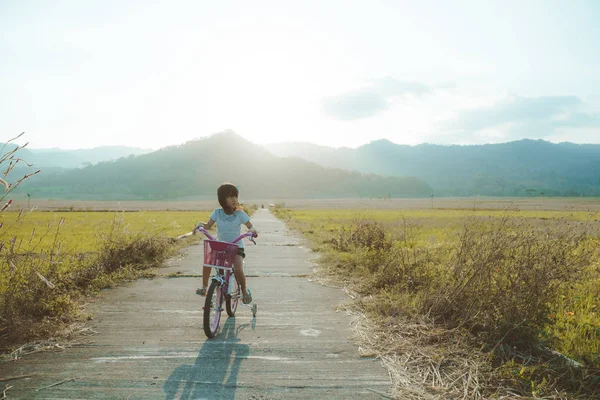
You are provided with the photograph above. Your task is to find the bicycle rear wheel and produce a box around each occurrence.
[203,280,223,338]
[226,272,240,317]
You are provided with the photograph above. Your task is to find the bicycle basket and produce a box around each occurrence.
[203,240,238,269]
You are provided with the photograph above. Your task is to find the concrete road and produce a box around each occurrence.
[0,209,391,399]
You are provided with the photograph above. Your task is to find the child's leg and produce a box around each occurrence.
[233,255,247,295]
[196,266,211,295]
[202,266,211,288]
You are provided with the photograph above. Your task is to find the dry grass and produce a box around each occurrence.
[345,305,600,399]
[0,321,97,364]
[269,197,600,212]
[1,201,257,352]
[276,206,600,399]
[352,313,488,399]
[0,212,202,351]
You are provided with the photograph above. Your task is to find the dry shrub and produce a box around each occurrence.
[327,220,444,315]
[313,210,600,397]
[98,235,172,274]
[271,204,290,221]
[1,214,179,349]
[322,213,596,345]
[241,203,258,216]
[372,220,440,293]
[0,225,79,345]
[329,220,391,252]
[427,215,596,343]
[71,215,176,292]
[0,135,184,349]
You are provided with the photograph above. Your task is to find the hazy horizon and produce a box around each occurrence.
[2,0,599,150]
[13,131,600,152]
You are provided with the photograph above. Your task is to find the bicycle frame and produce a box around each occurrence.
[194,227,258,338]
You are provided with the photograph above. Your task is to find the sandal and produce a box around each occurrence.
[242,289,252,304]
[196,287,207,296]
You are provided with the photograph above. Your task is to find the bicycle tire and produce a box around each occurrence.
[226,273,239,317]
[203,280,222,338]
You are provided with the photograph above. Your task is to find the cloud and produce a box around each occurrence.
[322,77,432,121]
[372,77,431,97]
[444,95,600,140]
[321,89,390,120]
[552,112,600,128]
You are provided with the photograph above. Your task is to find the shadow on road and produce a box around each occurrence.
[164,317,251,400]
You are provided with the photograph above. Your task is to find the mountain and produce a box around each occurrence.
[1,143,152,169]
[265,139,600,197]
[18,146,153,168]
[14,131,433,200]
[266,142,351,163]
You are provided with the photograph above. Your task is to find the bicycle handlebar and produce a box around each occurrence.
[193,227,216,240]
[193,226,258,245]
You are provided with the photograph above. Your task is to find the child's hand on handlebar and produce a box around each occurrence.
[248,228,258,244]
[193,222,205,233]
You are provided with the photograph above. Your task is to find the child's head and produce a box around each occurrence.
[217,183,239,214]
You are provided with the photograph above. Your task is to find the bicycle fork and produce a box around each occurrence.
[202,275,226,312]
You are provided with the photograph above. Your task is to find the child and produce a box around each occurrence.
[194,183,256,304]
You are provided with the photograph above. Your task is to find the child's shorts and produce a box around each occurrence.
[237,248,246,259]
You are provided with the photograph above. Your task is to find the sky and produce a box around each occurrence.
[1,0,600,150]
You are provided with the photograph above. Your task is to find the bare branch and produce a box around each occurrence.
[0,132,25,156]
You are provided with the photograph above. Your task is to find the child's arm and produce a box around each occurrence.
[245,220,257,233]
[204,218,215,229]
[240,210,256,233]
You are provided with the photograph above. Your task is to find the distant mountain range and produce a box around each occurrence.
[266,139,600,197]
[8,145,153,169]
[13,132,432,200]
[6,133,600,199]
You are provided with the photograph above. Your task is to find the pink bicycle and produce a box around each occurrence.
[193,227,258,338]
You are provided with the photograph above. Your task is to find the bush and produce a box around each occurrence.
[426,216,596,343]
[328,220,391,252]
[317,211,598,345]
[241,203,258,216]
[0,213,181,348]
[96,218,172,274]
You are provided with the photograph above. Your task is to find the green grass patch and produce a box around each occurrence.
[0,210,206,252]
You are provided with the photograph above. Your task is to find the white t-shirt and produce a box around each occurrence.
[209,208,251,248]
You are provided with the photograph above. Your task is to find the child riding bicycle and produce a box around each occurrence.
[194,183,256,304]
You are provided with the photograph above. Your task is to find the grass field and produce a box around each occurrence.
[2,196,599,396]
[0,210,211,349]
[274,205,600,398]
[277,207,600,243]
[0,210,209,253]
[0,203,262,349]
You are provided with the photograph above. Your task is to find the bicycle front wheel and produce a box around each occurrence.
[203,280,223,338]
[226,273,240,317]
